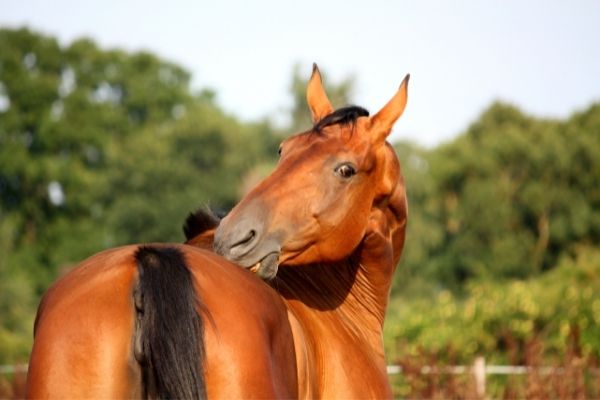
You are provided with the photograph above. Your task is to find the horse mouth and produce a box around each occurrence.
[248,252,279,280]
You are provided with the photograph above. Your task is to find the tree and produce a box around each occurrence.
[0,28,194,282]
[0,27,280,363]
[393,101,600,291]
[391,140,444,296]
[103,100,277,244]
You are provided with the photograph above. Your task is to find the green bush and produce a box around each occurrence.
[385,246,600,363]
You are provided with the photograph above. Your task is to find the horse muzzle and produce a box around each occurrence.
[214,211,282,280]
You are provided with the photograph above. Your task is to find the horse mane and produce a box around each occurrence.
[313,105,369,133]
[183,208,222,241]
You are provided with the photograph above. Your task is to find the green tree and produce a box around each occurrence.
[0,27,280,363]
[104,100,277,244]
[391,141,444,296]
[397,102,600,290]
[386,245,600,363]
[0,28,193,283]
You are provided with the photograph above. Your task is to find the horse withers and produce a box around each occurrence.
[26,64,409,398]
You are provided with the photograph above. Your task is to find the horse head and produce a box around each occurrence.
[214,64,409,280]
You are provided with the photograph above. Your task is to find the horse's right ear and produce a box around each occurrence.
[306,63,334,123]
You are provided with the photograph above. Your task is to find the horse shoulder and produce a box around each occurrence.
[284,301,392,399]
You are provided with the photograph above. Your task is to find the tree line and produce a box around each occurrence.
[1,27,598,366]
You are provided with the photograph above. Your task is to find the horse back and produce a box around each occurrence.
[26,244,298,399]
[184,246,298,398]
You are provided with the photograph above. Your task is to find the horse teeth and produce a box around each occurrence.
[249,262,260,273]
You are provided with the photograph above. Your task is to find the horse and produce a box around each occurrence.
[25,64,409,399]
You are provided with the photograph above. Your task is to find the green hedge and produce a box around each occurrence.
[385,246,600,364]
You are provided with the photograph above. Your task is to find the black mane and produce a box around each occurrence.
[313,105,369,133]
[183,208,222,240]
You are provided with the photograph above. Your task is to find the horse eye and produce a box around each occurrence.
[278,146,282,157]
[335,163,357,179]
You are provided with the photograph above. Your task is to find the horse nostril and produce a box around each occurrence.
[214,209,265,259]
[230,229,257,252]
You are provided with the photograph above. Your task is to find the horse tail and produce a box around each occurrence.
[133,245,206,399]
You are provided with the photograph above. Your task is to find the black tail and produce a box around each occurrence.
[133,246,206,399]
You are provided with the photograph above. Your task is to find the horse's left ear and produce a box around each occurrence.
[306,63,334,123]
[369,74,410,143]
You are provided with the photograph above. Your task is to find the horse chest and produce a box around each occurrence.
[319,340,390,398]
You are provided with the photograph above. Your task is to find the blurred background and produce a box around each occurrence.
[1,0,599,397]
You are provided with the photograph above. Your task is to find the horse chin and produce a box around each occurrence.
[249,252,279,280]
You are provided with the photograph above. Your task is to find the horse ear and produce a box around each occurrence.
[306,63,334,123]
[369,74,410,143]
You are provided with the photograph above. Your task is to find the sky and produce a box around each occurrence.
[2,0,599,146]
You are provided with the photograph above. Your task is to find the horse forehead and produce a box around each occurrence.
[288,123,374,156]
[283,139,370,171]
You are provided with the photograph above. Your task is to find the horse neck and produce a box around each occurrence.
[357,172,409,322]
[272,235,397,351]
[273,185,406,367]
[324,163,407,323]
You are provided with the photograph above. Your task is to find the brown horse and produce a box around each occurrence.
[26,65,409,398]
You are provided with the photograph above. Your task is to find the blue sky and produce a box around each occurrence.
[2,0,599,146]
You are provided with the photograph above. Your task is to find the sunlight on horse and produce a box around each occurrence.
[26,64,409,399]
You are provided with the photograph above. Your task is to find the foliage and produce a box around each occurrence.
[390,97,599,370]
[385,246,600,364]
[0,28,279,363]
[0,27,598,372]
[395,102,600,292]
